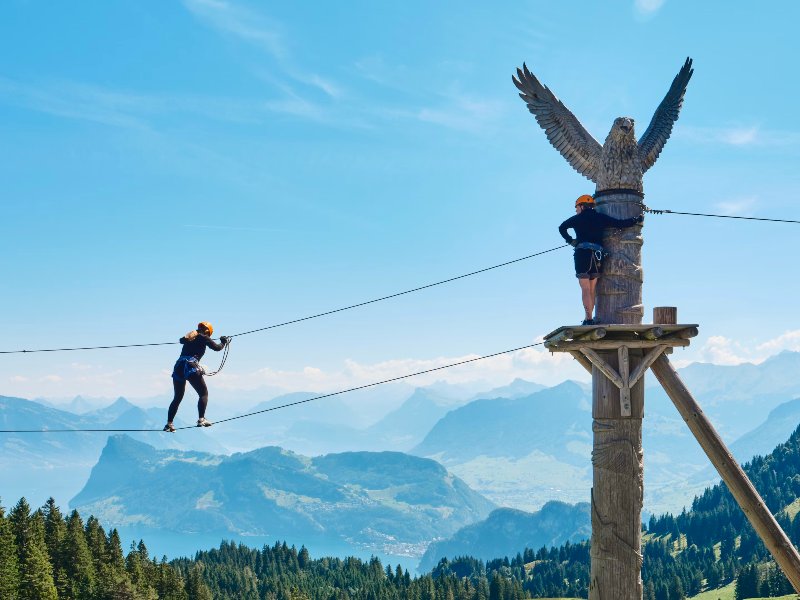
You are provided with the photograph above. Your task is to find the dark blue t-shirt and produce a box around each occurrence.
[558,208,639,246]
[178,334,224,360]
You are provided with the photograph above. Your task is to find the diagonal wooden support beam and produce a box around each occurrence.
[628,346,667,389]
[580,347,624,389]
[568,350,593,374]
[651,354,800,592]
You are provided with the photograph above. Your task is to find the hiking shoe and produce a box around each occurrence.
[163,423,175,433]
[581,318,595,326]
[196,418,213,427]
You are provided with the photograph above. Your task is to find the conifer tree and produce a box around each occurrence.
[185,562,214,599]
[0,502,20,600]
[298,545,310,569]
[42,498,65,564]
[84,515,108,572]
[10,500,57,600]
[668,573,685,600]
[41,497,68,595]
[644,579,655,600]
[489,572,504,600]
[156,557,188,600]
[734,563,759,600]
[92,527,135,600]
[61,509,96,599]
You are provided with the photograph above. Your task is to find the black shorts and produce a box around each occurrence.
[574,248,602,280]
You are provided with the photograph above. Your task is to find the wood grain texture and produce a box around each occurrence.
[651,354,800,592]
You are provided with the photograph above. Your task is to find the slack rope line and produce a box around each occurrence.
[0,342,543,433]
[644,206,800,224]
[1,245,566,355]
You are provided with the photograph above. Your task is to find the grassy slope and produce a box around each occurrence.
[687,581,799,600]
[535,584,800,600]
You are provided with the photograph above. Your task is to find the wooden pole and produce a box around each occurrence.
[590,191,645,599]
[650,354,800,592]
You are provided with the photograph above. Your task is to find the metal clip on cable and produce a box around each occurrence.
[640,202,666,215]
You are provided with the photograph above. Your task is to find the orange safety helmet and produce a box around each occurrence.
[198,321,214,336]
[575,194,595,208]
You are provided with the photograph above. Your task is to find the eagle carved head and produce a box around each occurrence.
[607,117,635,144]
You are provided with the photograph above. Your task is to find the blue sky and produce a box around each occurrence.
[2,0,799,401]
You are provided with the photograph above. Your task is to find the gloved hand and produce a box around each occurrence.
[220,335,230,345]
[568,239,578,247]
[184,330,199,341]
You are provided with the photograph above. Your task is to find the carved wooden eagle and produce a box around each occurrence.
[512,58,693,193]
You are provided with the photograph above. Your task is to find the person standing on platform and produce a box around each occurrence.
[559,195,642,325]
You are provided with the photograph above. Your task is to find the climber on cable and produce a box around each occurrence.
[559,195,643,326]
[163,321,229,432]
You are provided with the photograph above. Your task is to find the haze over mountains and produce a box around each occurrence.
[2,350,800,568]
[0,395,224,506]
[71,435,494,566]
[418,501,591,572]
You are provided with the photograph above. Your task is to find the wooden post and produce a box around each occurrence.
[590,191,645,599]
[650,354,800,592]
[653,306,677,325]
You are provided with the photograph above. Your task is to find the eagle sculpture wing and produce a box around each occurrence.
[638,57,694,173]
[513,63,602,182]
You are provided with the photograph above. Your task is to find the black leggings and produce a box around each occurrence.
[168,373,209,422]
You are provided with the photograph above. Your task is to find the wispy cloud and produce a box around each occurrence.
[757,330,800,355]
[634,0,666,18]
[680,124,800,147]
[0,77,152,129]
[183,224,289,233]
[214,344,586,393]
[0,75,340,130]
[694,335,750,366]
[417,93,506,133]
[303,74,343,99]
[677,330,800,368]
[713,196,758,215]
[722,126,759,145]
[183,0,344,109]
[353,55,412,91]
[181,0,286,58]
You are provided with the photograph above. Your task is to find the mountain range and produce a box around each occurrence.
[417,500,591,572]
[4,350,800,571]
[70,435,495,565]
[0,395,223,506]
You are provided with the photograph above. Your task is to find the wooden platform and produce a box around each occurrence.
[543,323,698,351]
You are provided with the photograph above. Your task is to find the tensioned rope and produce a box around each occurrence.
[0,246,567,355]
[644,206,800,224]
[0,342,543,433]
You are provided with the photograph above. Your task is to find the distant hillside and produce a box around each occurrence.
[466,378,547,401]
[0,395,222,506]
[71,436,495,563]
[409,358,800,515]
[272,384,519,456]
[418,501,590,572]
[689,396,800,485]
[436,423,800,598]
[413,381,591,464]
[674,350,800,438]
